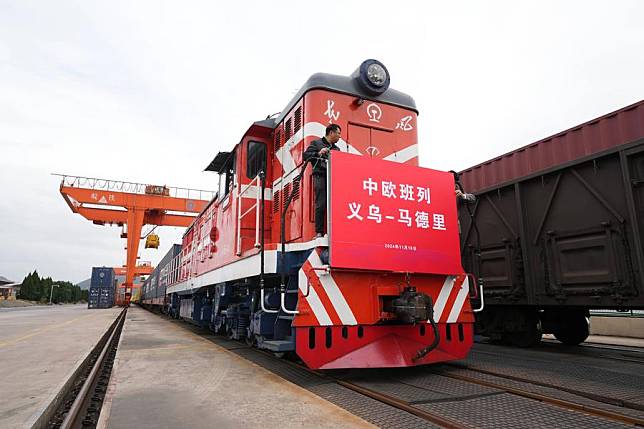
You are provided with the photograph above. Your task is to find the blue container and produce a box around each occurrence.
[90,267,115,289]
[88,286,100,308]
[98,294,114,308]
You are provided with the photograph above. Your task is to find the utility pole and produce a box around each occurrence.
[49,284,59,305]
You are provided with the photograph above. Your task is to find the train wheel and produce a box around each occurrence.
[245,334,256,347]
[504,319,542,347]
[553,315,589,346]
[226,327,237,340]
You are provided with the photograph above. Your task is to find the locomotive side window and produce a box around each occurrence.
[246,141,266,179]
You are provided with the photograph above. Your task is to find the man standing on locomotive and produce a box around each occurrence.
[303,124,342,238]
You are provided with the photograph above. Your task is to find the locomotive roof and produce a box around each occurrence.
[273,72,418,126]
[204,69,418,175]
[204,151,231,173]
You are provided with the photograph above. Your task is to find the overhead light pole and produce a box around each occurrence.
[49,284,60,305]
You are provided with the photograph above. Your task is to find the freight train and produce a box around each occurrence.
[457,100,644,347]
[140,60,478,369]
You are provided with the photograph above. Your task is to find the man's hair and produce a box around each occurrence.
[325,124,341,136]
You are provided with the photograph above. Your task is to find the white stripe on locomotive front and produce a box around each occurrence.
[433,275,456,321]
[446,276,469,323]
[383,144,418,163]
[273,121,361,189]
[308,251,358,326]
[298,268,332,325]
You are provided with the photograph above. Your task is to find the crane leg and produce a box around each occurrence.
[124,208,145,304]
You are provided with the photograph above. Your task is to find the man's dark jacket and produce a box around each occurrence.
[303,137,340,176]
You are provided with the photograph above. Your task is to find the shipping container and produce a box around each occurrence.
[98,288,114,307]
[130,285,141,303]
[88,286,100,309]
[458,100,644,347]
[115,287,127,306]
[90,267,115,289]
[459,100,644,193]
[88,285,113,308]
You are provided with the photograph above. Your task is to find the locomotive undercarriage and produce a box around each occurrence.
[475,306,590,347]
[168,268,305,354]
[167,251,464,366]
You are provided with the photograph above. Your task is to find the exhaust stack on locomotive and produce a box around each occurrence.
[151,60,477,369]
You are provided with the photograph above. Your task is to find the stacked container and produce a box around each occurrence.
[88,267,116,309]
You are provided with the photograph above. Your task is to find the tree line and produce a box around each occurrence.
[18,271,88,303]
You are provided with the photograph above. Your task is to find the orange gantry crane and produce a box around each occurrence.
[56,174,214,304]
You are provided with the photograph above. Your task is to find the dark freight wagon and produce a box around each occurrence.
[458,100,644,346]
[140,244,182,307]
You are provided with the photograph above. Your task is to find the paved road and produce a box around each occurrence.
[0,304,121,428]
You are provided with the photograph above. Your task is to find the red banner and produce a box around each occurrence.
[329,152,463,274]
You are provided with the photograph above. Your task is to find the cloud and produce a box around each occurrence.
[0,1,643,283]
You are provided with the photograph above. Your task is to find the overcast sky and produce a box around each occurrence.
[1,1,642,284]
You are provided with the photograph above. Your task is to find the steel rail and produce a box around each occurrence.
[447,358,644,411]
[259,344,644,428]
[163,315,644,428]
[440,369,644,426]
[59,309,126,429]
[242,345,466,428]
[333,379,467,429]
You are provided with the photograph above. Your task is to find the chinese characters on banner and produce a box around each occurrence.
[329,152,463,275]
[347,178,446,230]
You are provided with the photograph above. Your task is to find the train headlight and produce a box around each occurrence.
[353,59,390,95]
[367,63,387,87]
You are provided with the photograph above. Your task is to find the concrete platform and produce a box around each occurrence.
[586,334,644,348]
[0,304,122,428]
[99,307,373,429]
[541,333,644,348]
[590,315,644,339]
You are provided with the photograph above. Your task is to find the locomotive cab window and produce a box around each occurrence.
[246,141,266,179]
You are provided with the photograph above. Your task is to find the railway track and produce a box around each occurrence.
[305,360,644,428]
[438,367,644,427]
[42,308,126,429]
[169,317,644,428]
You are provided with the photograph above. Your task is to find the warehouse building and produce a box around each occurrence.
[0,275,20,300]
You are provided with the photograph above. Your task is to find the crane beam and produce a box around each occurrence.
[56,174,214,304]
[60,186,208,213]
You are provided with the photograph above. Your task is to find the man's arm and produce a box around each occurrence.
[462,193,476,203]
[456,189,476,203]
[303,140,321,162]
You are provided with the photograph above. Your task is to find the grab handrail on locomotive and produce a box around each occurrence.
[140,60,479,369]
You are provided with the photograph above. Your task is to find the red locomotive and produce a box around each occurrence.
[154,60,479,369]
